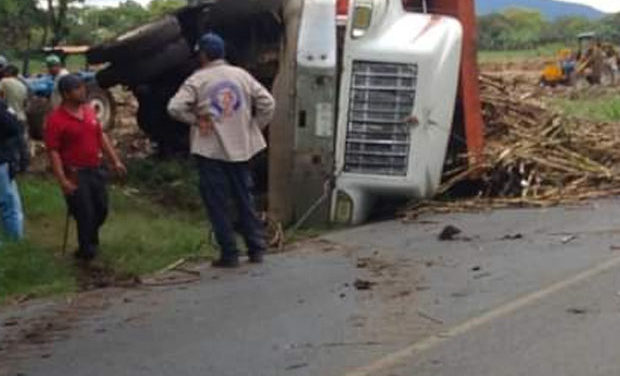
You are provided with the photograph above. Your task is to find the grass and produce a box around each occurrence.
[551,95,620,123]
[478,43,563,64]
[0,240,76,299]
[0,170,215,303]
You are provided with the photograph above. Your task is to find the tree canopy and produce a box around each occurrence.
[478,8,620,50]
[0,0,186,54]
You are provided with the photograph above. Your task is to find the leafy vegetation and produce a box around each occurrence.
[0,0,186,55]
[478,8,620,51]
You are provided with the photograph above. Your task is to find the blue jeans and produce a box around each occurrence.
[0,163,24,241]
[195,156,266,261]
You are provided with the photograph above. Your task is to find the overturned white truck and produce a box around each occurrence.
[90,0,480,226]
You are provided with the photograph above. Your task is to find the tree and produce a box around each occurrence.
[46,0,85,45]
[0,0,46,51]
[478,8,547,50]
[66,1,150,45]
[148,0,185,19]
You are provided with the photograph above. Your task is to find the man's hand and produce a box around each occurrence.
[61,179,78,196]
[198,116,214,136]
[112,161,127,178]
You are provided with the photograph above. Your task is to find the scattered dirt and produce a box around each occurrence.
[438,225,462,241]
[353,278,376,291]
[0,288,123,371]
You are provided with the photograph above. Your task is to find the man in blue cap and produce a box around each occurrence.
[168,32,275,268]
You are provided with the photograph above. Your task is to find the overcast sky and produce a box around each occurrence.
[85,0,620,13]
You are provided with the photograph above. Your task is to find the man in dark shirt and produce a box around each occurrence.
[0,98,26,243]
[45,75,126,261]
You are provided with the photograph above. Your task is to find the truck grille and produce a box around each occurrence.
[344,61,418,176]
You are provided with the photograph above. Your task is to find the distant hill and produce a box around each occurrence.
[476,0,605,19]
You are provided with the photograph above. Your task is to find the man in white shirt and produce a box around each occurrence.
[168,32,275,268]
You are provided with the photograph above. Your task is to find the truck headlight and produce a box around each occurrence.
[334,191,354,224]
[351,0,373,39]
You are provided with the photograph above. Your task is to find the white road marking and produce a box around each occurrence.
[344,254,620,376]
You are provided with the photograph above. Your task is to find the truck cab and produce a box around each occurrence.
[331,0,463,224]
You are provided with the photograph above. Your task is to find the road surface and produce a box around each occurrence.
[4,199,620,375]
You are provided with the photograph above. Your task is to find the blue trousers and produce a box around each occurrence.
[0,163,24,242]
[195,156,266,261]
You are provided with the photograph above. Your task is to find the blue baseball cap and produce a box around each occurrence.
[58,74,85,95]
[197,32,226,59]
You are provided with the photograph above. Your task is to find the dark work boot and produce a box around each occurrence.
[248,252,264,264]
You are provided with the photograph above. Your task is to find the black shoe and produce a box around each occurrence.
[73,249,96,262]
[248,252,264,264]
[212,258,240,269]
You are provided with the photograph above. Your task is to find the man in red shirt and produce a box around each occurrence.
[45,75,126,261]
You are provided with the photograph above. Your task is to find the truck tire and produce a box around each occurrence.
[98,39,193,87]
[135,83,190,156]
[124,39,193,84]
[88,84,116,130]
[96,66,123,89]
[87,16,182,64]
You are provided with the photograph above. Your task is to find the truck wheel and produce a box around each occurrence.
[96,66,123,89]
[87,16,182,64]
[103,39,193,87]
[88,84,116,131]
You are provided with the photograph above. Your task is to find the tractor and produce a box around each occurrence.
[22,46,116,139]
[540,32,617,87]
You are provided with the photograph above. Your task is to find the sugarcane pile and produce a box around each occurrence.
[403,74,620,220]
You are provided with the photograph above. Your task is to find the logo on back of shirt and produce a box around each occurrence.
[207,80,243,120]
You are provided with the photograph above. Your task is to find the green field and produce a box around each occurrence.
[0,164,215,303]
[551,95,620,123]
[478,43,565,64]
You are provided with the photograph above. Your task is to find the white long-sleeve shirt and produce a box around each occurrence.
[167,60,276,162]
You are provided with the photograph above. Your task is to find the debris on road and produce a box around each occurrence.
[561,235,578,244]
[353,279,377,291]
[500,233,524,240]
[566,307,589,315]
[438,225,463,241]
[417,309,445,325]
[404,74,620,220]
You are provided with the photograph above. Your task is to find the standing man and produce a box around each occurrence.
[45,75,126,261]
[0,98,26,243]
[0,65,28,123]
[47,55,70,109]
[168,32,275,268]
[0,65,31,157]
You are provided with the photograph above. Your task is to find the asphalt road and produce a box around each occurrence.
[5,199,620,375]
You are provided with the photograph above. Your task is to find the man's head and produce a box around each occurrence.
[58,74,87,104]
[46,55,63,76]
[3,65,19,78]
[197,32,226,65]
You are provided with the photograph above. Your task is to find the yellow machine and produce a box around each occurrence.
[540,32,616,87]
[541,48,573,85]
